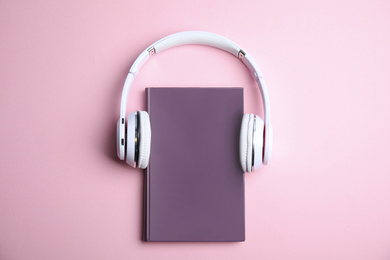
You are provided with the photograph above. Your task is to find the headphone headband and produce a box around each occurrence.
[119,31,272,163]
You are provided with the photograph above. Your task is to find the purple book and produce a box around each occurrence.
[145,87,244,242]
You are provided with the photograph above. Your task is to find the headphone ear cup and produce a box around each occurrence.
[117,118,125,160]
[239,114,254,172]
[137,111,151,169]
[126,112,137,168]
[252,115,264,171]
[239,114,249,172]
[263,124,273,165]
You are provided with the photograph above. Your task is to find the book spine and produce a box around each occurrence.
[144,88,151,241]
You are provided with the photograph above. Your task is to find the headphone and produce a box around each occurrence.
[117,31,272,173]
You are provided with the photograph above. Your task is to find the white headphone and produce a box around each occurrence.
[117,31,272,173]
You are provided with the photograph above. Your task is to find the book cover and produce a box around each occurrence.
[145,87,244,242]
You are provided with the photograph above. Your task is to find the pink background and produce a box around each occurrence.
[1,0,390,259]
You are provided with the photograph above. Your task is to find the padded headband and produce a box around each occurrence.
[120,31,271,158]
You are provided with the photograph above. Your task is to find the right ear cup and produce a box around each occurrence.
[137,111,151,169]
[239,114,254,172]
[252,115,264,171]
[240,114,264,173]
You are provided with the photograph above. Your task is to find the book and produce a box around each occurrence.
[144,87,245,242]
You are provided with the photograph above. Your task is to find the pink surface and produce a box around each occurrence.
[0,0,390,259]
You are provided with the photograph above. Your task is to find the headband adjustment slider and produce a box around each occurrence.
[148,47,156,56]
[238,49,246,62]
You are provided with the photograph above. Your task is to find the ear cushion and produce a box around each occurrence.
[252,116,264,171]
[239,114,254,172]
[137,111,151,169]
[246,114,254,172]
[239,114,249,172]
[126,112,137,168]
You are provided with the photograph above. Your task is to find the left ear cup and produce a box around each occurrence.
[125,111,152,169]
[117,118,125,160]
[126,112,137,167]
[137,111,151,169]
